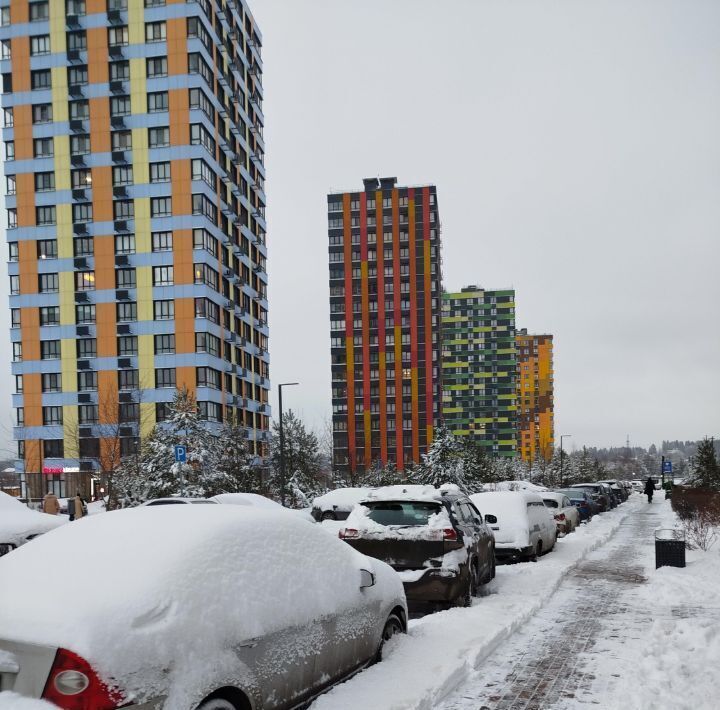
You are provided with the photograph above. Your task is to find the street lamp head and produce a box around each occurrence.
[278,382,300,388]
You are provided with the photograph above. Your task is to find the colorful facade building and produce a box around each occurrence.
[516,329,554,463]
[441,286,517,457]
[2,0,269,498]
[328,177,442,476]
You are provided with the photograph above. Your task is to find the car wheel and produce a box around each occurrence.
[375,613,404,662]
[321,510,337,521]
[197,699,238,710]
[480,555,495,585]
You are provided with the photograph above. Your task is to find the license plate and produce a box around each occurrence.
[0,544,14,557]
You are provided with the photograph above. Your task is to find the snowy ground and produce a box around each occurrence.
[312,496,645,710]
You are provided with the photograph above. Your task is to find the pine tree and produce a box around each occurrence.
[690,437,720,490]
[458,438,494,493]
[215,415,261,493]
[417,425,466,489]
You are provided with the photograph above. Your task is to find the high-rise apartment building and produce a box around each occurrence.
[328,177,442,476]
[516,329,554,463]
[2,0,269,498]
[441,286,517,457]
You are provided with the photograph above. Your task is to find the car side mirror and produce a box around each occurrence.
[359,569,376,589]
[484,514,497,525]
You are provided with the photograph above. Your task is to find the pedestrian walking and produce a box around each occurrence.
[69,492,86,521]
[42,491,60,515]
[644,477,655,503]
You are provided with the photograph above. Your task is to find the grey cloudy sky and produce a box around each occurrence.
[2,0,719,457]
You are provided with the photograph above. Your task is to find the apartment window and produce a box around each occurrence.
[42,373,62,393]
[111,130,132,151]
[15,374,23,394]
[195,332,220,357]
[75,304,95,324]
[73,237,94,256]
[119,403,139,423]
[36,206,56,225]
[13,343,22,362]
[194,298,218,322]
[155,401,170,421]
[0,8,8,27]
[4,142,14,163]
[114,200,134,220]
[118,369,139,390]
[187,53,212,85]
[145,21,166,42]
[196,367,220,389]
[146,56,167,77]
[192,193,217,223]
[148,127,169,148]
[43,407,63,426]
[72,169,92,189]
[108,0,128,9]
[114,234,135,254]
[193,263,218,290]
[117,302,137,322]
[186,16,210,47]
[76,338,97,359]
[11,308,20,327]
[188,87,214,121]
[110,61,129,81]
[115,268,136,288]
[8,242,19,262]
[68,66,88,86]
[34,138,54,157]
[190,124,215,155]
[67,30,86,51]
[39,273,59,293]
[154,334,175,354]
[152,266,173,286]
[198,401,222,422]
[75,271,95,291]
[30,1,49,21]
[147,91,168,112]
[108,26,129,47]
[112,165,133,186]
[72,203,93,223]
[153,300,174,320]
[37,239,57,259]
[30,35,50,55]
[191,158,215,189]
[149,162,170,183]
[110,96,131,117]
[117,335,137,356]
[152,231,172,252]
[77,371,97,391]
[78,405,98,425]
[70,135,90,156]
[41,340,60,359]
[192,229,217,257]
[155,368,175,388]
[66,0,86,15]
[33,104,52,124]
[34,172,55,193]
[145,0,165,7]
[40,306,60,325]
[79,437,100,459]
[151,196,171,217]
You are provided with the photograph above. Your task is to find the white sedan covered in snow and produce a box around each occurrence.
[541,492,580,535]
[0,492,66,557]
[0,505,407,710]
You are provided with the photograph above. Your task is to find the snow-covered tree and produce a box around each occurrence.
[458,439,495,493]
[688,437,720,490]
[215,415,261,493]
[360,459,403,487]
[417,425,466,490]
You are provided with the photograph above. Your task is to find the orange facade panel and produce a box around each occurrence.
[20,308,40,363]
[12,105,33,160]
[10,36,30,92]
[170,159,192,215]
[174,297,196,354]
[90,165,113,222]
[172,229,194,285]
[96,303,118,358]
[89,100,111,155]
[93,236,116,291]
[86,28,109,85]
[166,18,188,77]
[18,240,38,295]
[9,0,28,23]
[15,173,36,228]
[22,374,42,428]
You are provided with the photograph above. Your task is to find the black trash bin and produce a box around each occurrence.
[655,528,686,569]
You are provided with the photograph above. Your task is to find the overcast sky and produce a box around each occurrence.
[2,0,719,458]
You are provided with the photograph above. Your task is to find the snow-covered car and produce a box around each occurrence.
[212,492,315,523]
[141,497,219,506]
[0,505,407,710]
[481,480,549,493]
[338,485,495,609]
[542,492,580,534]
[571,483,611,512]
[311,487,373,521]
[599,480,628,503]
[471,491,557,563]
[0,492,66,557]
[556,488,596,521]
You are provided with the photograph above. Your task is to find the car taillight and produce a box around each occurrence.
[42,648,123,710]
[555,513,566,521]
[339,528,360,539]
[443,528,457,541]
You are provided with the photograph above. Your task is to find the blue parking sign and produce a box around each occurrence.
[662,460,672,473]
[174,445,187,463]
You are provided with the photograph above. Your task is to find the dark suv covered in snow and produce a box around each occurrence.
[338,485,495,610]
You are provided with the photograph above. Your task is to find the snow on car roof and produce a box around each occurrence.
[211,492,282,509]
[0,492,66,546]
[471,490,545,513]
[482,480,549,492]
[0,506,397,690]
[362,484,442,503]
[541,492,567,503]
[312,487,373,509]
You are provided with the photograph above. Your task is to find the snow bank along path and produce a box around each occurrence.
[312,495,644,710]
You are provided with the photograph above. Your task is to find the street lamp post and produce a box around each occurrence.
[278,382,299,507]
[560,434,572,487]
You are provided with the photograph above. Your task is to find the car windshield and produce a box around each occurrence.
[364,501,442,526]
[543,499,559,508]
[558,490,580,498]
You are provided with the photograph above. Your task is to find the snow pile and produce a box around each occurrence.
[0,506,403,707]
[312,497,643,710]
[482,480,548,492]
[212,492,284,510]
[471,491,537,546]
[364,485,441,503]
[0,693,57,709]
[0,492,66,547]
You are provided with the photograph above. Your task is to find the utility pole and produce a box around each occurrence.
[277,382,299,507]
